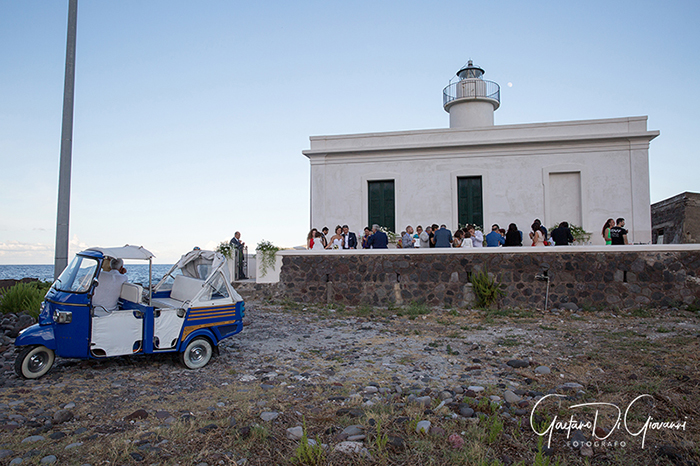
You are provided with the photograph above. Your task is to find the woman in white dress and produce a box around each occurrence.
[531,222,546,247]
[461,230,473,248]
[311,231,325,250]
[326,225,344,249]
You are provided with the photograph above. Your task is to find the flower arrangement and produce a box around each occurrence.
[256,240,280,276]
[215,241,234,259]
[378,226,398,244]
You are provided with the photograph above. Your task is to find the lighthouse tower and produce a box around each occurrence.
[443,60,500,128]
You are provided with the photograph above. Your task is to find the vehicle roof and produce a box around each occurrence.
[83,245,155,260]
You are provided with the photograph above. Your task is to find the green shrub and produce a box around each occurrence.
[470,269,505,308]
[0,281,51,318]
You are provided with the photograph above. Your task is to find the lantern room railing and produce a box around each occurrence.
[443,79,500,108]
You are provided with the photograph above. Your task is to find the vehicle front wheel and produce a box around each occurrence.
[180,337,213,369]
[15,345,55,379]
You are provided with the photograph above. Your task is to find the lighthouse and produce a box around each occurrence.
[443,60,500,128]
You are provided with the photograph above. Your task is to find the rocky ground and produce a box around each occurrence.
[1,301,699,465]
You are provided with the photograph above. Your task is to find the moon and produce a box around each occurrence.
[507,82,513,87]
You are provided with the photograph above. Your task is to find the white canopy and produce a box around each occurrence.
[174,249,227,282]
[86,245,155,260]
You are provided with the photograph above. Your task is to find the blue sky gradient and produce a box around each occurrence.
[1,1,698,263]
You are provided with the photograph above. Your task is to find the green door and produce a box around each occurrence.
[368,180,395,233]
[457,176,483,228]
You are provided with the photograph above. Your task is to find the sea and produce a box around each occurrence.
[0,264,175,286]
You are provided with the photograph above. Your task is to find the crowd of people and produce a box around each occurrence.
[306,217,630,249]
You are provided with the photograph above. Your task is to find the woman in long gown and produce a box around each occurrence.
[326,225,344,249]
[531,222,546,247]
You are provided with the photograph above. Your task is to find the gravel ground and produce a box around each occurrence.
[1,302,699,465]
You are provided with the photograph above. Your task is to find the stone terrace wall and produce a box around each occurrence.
[276,247,700,310]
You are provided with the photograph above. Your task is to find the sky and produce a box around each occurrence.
[1,1,698,265]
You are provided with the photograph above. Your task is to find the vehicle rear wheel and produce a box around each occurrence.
[180,337,213,369]
[15,345,55,379]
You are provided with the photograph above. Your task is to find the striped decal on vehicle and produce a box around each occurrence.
[180,304,240,341]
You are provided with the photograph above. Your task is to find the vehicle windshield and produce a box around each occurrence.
[54,255,99,293]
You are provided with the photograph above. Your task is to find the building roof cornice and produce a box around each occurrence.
[303,116,659,157]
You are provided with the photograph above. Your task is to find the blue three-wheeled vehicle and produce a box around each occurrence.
[14,246,245,379]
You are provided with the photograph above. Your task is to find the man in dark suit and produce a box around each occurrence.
[367,224,388,249]
[229,231,247,279]
[342,225,358,249]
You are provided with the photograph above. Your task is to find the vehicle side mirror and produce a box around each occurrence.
[92,278,99,287]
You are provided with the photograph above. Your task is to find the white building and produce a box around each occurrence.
[303,61,659,244]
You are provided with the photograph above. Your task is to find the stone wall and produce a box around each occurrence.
[651,192,700,244]
[273,247,700,310]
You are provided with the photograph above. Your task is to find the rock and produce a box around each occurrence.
[560,303,579,311]
[504,390,520,404]
[467,385,484,392]
[507,360,529,368]
[459,406,474,417]
[364,386,378,394]
[386,435,406,451]
[535,366,551,375]
[413,396,432,407]
[63,402,76,409]
[9,458,23,466]
[657,445,685,463]
[40,456,57,465]
[197,424,218,434]
[129,452,144,462]
[341,425,364,437]
[124,409,148,421]
[53,409,74,424]
[260,411,279,422]
[334,441,364,455]
[0,450,14,460]
[558,382,584,391]
[65,442,83,450]
[286,426,304,440]
[49,432,67,439]
[580,443,593,457]
[155,411,172,420]
[416,420,431,434]
[570,430,587,449]
[448,433,465,449]
[490,395,501,402]
[16,314,34,330]
[336,408,364,418]
[21,435,44,443]
[430,426,446,436]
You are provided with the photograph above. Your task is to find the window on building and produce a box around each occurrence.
[368,180,395,233]
[457,176,483,228]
